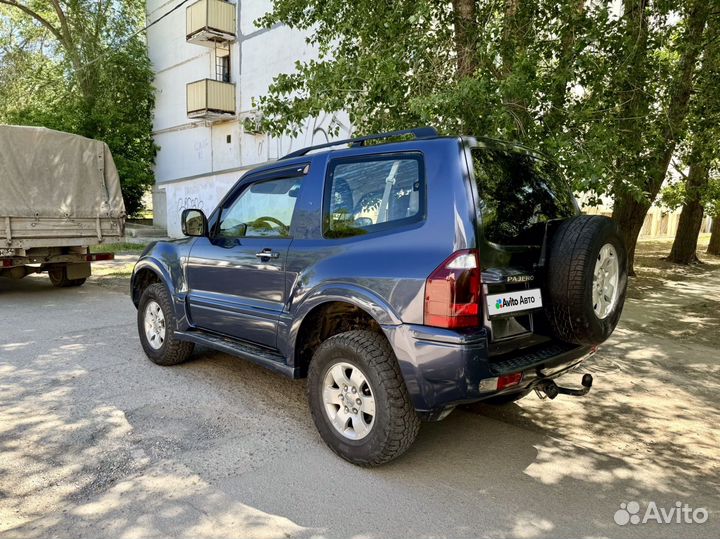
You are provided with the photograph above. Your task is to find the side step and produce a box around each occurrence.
[175,330,298,378]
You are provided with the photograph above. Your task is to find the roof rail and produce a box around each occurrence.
[280,126,438,160]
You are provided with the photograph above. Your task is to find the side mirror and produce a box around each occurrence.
[181,209,207,237]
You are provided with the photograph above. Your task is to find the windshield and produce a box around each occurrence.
[470,147,576,245]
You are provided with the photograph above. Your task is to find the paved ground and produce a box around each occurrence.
[1,252,718,539]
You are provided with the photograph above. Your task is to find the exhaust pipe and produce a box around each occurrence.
[536,373,593,400]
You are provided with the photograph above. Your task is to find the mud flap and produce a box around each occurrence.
[66,262,91,280]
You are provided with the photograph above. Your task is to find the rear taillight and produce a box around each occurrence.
[424,249,481,329]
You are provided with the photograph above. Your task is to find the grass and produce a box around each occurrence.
[90,242,148,254]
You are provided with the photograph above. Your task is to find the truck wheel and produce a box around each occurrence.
[544,216,628,345]
[308,330,420,466]
[48,267,86,287]
[137,283,194,366]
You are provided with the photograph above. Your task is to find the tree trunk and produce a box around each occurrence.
[544,1,586,133]
[612,0,709,274]
[611,196,649,276]
[708,218,720,255]
[451,0,477,79]
[668,162,709,264]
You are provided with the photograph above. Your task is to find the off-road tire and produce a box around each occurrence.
[137,283,194,366]
[544,215,628,345]
[308,330,420,466]
[48,266,86,287]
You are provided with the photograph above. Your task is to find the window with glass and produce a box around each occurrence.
[324,155,424,238]
[215,51,230,83]
[217,177,301,238]
[471,148,576,245]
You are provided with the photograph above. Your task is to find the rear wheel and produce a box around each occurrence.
[308,330,420,466]
[48,266,86,287]
[137,283,194,365]
[544,216,628,345]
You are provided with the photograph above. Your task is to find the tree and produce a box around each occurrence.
[706,180,720,256]
[0,0,155,216]
[253,0,608,182]
[254,0,716,275]
[708,216,720,256]
[666,14,720,264]
[667,161,710,264]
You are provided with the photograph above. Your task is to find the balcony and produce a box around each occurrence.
[187,79,235,120]
[186,0,236,47]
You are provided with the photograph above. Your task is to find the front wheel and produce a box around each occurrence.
[308,330,420,466]
[137,283,194,366]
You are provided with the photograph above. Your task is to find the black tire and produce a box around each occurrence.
[544,215,628,345]
[48,267,86,287]
[137,283,194,366]
[483,389,532,405]
[308,330,420,466]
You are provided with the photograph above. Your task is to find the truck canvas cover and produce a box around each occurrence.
[0,125,125,249]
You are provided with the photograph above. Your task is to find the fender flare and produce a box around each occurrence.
[287,282,402,353]
[131,257,191,330]
[131,258,173,300]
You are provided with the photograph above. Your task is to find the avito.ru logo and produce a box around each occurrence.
[614,501,709,526]
[495,295,536,310]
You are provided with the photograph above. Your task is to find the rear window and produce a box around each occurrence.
[471,148,576,244]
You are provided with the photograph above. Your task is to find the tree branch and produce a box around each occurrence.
[49,0,74,52]
[0,0,64,45]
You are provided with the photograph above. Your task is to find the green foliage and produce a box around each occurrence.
[661,15,720,218]
[254,1,716,211]
[0,0,155,216]
[253,1,612,193]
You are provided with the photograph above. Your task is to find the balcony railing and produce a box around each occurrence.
[187,79,235,120]
[186,0,236,47]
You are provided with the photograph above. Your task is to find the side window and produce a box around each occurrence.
[217,177,301,239]
[325,155,423,238]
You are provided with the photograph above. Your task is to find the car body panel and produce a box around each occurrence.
[186,236,291,347]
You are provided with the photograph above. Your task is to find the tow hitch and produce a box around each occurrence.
[535,373,593,400]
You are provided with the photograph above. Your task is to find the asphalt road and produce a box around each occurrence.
[0,268,718,539]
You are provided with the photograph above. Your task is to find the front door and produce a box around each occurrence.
[185,175,302,348]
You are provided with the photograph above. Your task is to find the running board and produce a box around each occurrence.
[175,330,298,378]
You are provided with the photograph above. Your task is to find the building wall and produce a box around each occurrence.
[146,0,351,237]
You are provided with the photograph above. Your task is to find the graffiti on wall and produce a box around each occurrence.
[177,196,205,214]
[256,111,352,161]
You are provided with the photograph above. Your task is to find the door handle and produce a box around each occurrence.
[255,250,279,259]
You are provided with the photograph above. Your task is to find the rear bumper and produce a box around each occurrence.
[383,323,594,416]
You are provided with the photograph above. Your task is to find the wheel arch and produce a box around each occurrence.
[131,259,172,307]
[288,286,401,377]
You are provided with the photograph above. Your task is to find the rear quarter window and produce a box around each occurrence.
[324,154,424,238]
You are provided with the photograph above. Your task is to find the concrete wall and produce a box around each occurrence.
[146,0,351,236]
[584,206,714,238]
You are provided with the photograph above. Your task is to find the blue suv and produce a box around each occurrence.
[131,128,627,465]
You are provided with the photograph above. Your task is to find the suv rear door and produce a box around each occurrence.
[465,140,578,347]
[185,166,306,348]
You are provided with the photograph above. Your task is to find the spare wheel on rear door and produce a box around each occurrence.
[544,215,628,345]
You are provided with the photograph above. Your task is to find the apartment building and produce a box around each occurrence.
[146,0,350,236]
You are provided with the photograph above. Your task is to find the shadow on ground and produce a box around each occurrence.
[1,243,719,539]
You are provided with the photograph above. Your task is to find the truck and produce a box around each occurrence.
[0,125,125,286]
[130,127,628,466]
